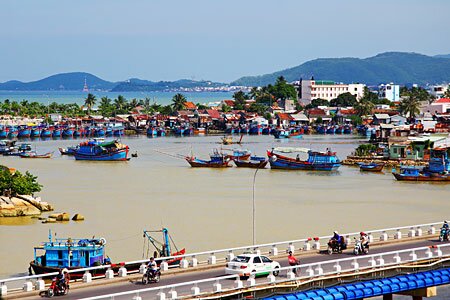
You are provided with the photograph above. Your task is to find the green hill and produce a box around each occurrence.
[231,52,450,86]
[0,72,115,91]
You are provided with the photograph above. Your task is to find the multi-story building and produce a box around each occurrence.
[296,79,365,105]
[378,83,400,101]
[429,84,449,99]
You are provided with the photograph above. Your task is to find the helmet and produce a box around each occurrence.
[360,232,365,236]
[445,221,448,224]
[333,231,338,235]
[288,251,292,255]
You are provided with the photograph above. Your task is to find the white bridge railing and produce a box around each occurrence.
[0,221,444,296]
[82,243,450,300]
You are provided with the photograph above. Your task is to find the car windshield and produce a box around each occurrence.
[233,256,251,263]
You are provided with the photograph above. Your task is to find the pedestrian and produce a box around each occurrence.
[288,251,299,275]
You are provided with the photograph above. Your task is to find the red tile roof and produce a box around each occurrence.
[307,108,326,116]
[435,98,450,104]
[204,109,221,119]
[223,100,235,106]
[184,101,197,109]
[276,113,293,121]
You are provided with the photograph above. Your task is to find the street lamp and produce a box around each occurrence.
[252,165,262,246]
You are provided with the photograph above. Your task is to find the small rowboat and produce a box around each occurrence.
[234,156,268,169]
[358,162,385,172]
[20,151,53,159]
[58,146,78,156]
[185,156,231,168]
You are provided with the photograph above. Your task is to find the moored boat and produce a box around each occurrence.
[223,148,251,160]
[358,162,385,172]
[59,146,78,155]
[267,147,341,171]
[185,156,232,168]
[234,156,268,168]
[20,151,53,159]
[74,139,130,161]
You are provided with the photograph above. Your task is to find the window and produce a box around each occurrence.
[253,256,262,264]
[393,148,397,154]
[233,256,251,263]
[261,256,272,263]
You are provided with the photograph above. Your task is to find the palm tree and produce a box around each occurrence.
[444,85,450,98]
[354,99,374,117]
[99,97,112,116]
[399,95,421,119]
[171,93,187,111]
[84,93,96,115]
[114,95,127,113]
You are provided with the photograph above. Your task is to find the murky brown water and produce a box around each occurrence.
[1,134,449,278]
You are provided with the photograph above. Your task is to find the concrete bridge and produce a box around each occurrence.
[1,221,449,300]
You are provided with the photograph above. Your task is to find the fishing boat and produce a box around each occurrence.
[3,143,32,156]
[58,146,78,155]
[62,128,75,138]
[233,156,268,169]
[267,147,341,171]
[18,126,31,138]
[142,228,186,266]
[30,127,41,138]
[186,149,231,168]
[20,151,53,159]
[74,139,130,161]
[40,127,52,138]
[0,126,7,139]
[29,231,111,278]
[273,129,290,139]
[223,148,251,160]
[358,162,385,172]
[8,127,19,138]
[0,140,16,154]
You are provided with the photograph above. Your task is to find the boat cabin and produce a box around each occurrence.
[34,237,106,268]
[399,166,421,176]
[307,150,340,164]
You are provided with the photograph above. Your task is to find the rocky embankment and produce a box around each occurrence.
[343,156,428,168]
[0,195,54,217]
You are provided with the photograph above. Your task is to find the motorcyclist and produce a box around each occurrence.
[147,257,158,278]
[287,251,299,275]
[443,221,449,230]
[360,232,369,249]
[56,270,66,291]
[331,231,344,250]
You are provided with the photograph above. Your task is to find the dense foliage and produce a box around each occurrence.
[354,144,378,157]
[0,168,42,196]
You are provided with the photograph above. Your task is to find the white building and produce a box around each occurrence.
[378,83,400,101]
[422,98,450,114]
[298,79,365,105]
[429,84,449,98]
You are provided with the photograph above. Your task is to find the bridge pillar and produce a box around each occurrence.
[157,291,166,300]
[35,278,45,291]
[208,254,216,265]
[180,258,189,269]
[0,284,7,297]
[214,281,222,292]
[270,245,279,256]
[408,227,416,237]
[416,227,423,236]
[190,256,198,267]
[429,225,436,235]
[23,281,33,292]
[191,284,200,295]
[394,229,402,239]
[160,261,169,271]
[83,271,92,283]
[118,266,127,277]
[105,268,114,279]
[393,253,401,263]
[380,231,388,241]
[227,251,235,262]
[168,289,177,299]
[139,263,146,274]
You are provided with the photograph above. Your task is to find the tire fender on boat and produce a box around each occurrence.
[99,238,107,245]
[270,155,277,162]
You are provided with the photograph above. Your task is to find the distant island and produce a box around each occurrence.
[0,52,449,92]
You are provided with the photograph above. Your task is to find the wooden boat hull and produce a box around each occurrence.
[226,153,251,160]
[186,158,231,168]
[20,152,53,158]
[234,160,268,169]
[359,163,385,172]
[74,148,129,161]
[393,173,450,182]
[267,151,341,171]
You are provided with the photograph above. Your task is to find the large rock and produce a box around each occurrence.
[72,214,85,221]
[0,196,41,217]
[56,213,70,221]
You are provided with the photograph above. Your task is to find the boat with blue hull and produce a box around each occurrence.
[62,128,74,138]
[31,127,41,138]
[40,128,52,138]
[267,147,341,171]
[74,139,130,161]
[18,127,31,138]
[358,162,385,172]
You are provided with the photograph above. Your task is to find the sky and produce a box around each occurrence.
[1,0,449,83]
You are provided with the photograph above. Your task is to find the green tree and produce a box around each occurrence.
[354,99,374,117]
[305,98,329,109]
[171,93,187,111]
[443,86,450,98]
[0,169,42,196]
[221,104,232,113]
[84,93,96,115]
[329,92,357,107]
[99,97,113,117]
[232,91,248,110]
[114,95,128,113]
[270,76,297,101]
[248,103,268,115]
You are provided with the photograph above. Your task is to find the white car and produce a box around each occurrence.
[225,254,280,277]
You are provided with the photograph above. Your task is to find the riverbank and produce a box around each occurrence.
[0,195,53,217]
[343,156,429,168]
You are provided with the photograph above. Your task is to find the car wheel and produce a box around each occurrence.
[273,267,280,276]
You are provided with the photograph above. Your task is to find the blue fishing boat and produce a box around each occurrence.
[234,156,268,168]
[267,147,341,171]
[147,127,157,137]
[7,127,19,138]
[262,127,271,135]
[29,231,111,278]
[94,127,105,137]
[18,127,31,138]
[74,139,130,161]
[59,146,78,155]
[30,127,41,138]
[225,127,236,134]
[40,128,52,138]
[273,129,290,139]
[316,125,326,134]
[249,125,262,135]
[62,128,74,138]
[173,127,185,135]
[52,127,62,137]
[344,125,352,134]
[157,128,166,137]
[105,127,113,136]
[358,162,385,172]
[326,126,336,134]
[113,127,124,136]
[0,127,7,139]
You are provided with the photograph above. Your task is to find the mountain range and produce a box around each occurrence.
[0,52,449,91]
[231,52,450,86]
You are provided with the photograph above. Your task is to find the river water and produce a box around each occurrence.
[0,134,449,279]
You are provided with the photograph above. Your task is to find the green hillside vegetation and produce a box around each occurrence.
[111,79,225,92]
[232,52,450,86]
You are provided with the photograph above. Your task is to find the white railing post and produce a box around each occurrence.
[168,288,177,299]
[368,233,374,243]
[139,263,147,274]
[380,231,388,241]
[0,283,7,296]
[118,266,127,277]
[270,245,278,256]
[394,229,402,239]
[213,280,222,292]
[393,252,401,263]
[160,261,169,271]
[254,247,261,255]
[105,268,114,279]
[408,227,416,237]
[313,237,320,250]
[191,283,200,295]
[306,266,314,277]
[377,255,385,266]
[23,280,33,292]
[83,271,92,283]
[227,251,235,262]
[180,258,189,269]
[425,247,433,258]
[132,296,142,300]
[345,235,351,246]
[190,255,198,267]
[435,246,443,257]
[157,290,166,300]
[416,226,423,236]
[235,277,243,289]
[267,274,276,283]
[315,264,323,276]
[429,225,436,235]
[303,238,311,251]
[287,243,295,254]
[333,262,341,273]
[410,250,417,261]
[35,278,45,290]
[208,253,216,265]
[287,269,296,279]
[351,259,359,271]
[368,257,377,267]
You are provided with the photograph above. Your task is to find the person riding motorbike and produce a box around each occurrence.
[287,251,299,275]
[56,269,67,292]
[331,231,344,250]
[443,221,449,230]
[360,232,369,249]
[147,257,158,278]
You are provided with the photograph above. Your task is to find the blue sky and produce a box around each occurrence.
[1,0,449,83]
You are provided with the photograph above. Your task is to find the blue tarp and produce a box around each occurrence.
[264,268,450,300]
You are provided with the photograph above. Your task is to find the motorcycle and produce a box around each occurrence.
[46,277,69,297]
[439,227,449,242]
[353,238,369,255]
[142,267,161,284]
[327,238,347,254]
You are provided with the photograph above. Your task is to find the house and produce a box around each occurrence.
[184,102,198,111]
[290,113,309,125]
[390,115,407,126]
[221,100,235,108]
[373,113,391,125]
[276,113,293,127]
[388,136,446,160]
[306,108,330,123]
[423,98,450,114]
[335,108,356,124]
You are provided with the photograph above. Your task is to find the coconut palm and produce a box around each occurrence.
[354,99,374,117]
[84,93,96,115]
[399,96,421,118]
[171,93,187,111]
[114,95,127,113]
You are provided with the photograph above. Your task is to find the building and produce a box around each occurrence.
[429,84,449,99]
[378,83,400,101]
[297,79,365,105]
[423,98,450,114]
